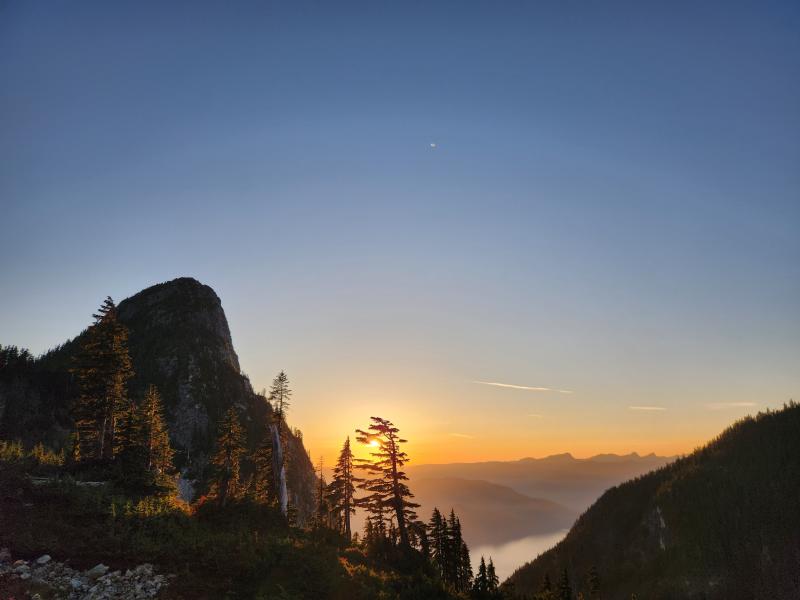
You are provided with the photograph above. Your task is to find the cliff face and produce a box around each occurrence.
[117,278,249,465]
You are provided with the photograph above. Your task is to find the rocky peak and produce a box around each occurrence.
[118,277,240,372]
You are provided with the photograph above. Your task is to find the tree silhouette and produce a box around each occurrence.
[326,436,360,538]
[355,416,419,548]
[268,370,291,423]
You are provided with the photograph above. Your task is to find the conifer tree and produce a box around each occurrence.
[251,431,276,504]
[355,416,419,549]
[429,507,448,576]
[588,565,601,599]
[268,371,292,424]
[313,456,329,528]
[326,436,360,539]
[474,557,488,595]
[459,541,474,592]
[210,406,246,506]
[71,297,134,461]
[139,385,174,477]
[558,568,573,600]
[487,558,499,594]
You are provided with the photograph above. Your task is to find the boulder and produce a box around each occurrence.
[86,563,109,579]
[35,554,51,565]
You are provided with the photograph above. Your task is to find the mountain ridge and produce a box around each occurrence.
[505,403,800,599]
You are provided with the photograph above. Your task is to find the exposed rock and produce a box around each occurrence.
[36,554,51,565]
[86,563,109,579]
[0,549,169,599]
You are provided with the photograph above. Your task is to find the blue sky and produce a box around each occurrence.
[1,1,798,462]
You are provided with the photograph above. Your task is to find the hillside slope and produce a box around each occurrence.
[506,403,800,600]
[411,477,575,546]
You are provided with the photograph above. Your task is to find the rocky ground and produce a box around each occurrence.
[0,548,170,599]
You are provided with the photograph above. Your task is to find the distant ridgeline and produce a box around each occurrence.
[505,403,800,600]
[0,277,316,519]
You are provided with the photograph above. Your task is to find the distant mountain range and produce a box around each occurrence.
[357,453,675,549]
[506,403,800,599]
[409,452,674,513]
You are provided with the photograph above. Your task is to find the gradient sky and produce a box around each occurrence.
[2,1,798,465]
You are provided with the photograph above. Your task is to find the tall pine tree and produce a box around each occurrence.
[138,385,174,478]
[210,406,246,506]
[251,430,276,505]
[71,297,134,462]
[355,417,419,549]
[326,436,360,539]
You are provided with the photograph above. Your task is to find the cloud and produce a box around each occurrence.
[705,402,758,410]
[473,380,573,394]
[449,433,474,439]
[628,405,667,411]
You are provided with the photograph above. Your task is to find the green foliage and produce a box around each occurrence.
[209,406,247,506]
[70,297,134,462]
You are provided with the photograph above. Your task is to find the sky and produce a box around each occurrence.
[1,1,798,466]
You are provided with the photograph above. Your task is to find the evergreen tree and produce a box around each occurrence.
[558,568,573,600]
[541,573,553,593]
[251,430,276,504]
[487,558,499,594]
[71,297,134,461]
[326,436,360,539]
[588,565,601,599]
[429,507,448,577]
[138,385,174,477]
[355,416,419,549]
[313,456,329,528]
[474,556,488,595]
[210,406,246,506]
[460,541,474,592]
[268,371,292,423]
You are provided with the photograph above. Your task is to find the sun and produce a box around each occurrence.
[369,439,380,448]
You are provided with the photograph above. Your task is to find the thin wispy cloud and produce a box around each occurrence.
[705,402,758,410]
[473,380,573,394]
[628,405,667,411]
[449,433,474,439]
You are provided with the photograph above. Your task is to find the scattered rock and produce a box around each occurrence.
[86,563,109,579]
[0,549,169,599]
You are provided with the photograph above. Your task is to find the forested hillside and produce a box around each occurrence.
[505,403,800,600]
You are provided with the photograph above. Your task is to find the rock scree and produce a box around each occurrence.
[0,548,171,599]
